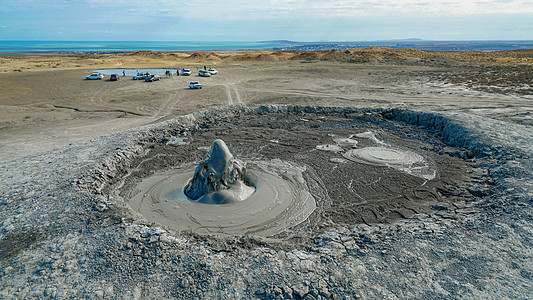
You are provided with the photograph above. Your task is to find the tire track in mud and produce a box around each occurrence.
[238,86,380,107]
[223,84,242,105]
[19,74,71,108]
[239,86,356,101]
[150,89,184,120]
[47,76,69,105]
[89,82,114,107]
[232,85,242,104]
[51,79,145,116]
[87,80,155,116]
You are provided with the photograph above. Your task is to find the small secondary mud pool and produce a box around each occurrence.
[117,110,473,241]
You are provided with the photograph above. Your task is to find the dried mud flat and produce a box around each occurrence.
[1,104,532,299]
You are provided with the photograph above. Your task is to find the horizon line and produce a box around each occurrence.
[2,39,533,42]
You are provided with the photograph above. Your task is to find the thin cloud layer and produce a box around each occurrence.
[0,0,532,40]
[109,0,533,18]
[5,0,529,19]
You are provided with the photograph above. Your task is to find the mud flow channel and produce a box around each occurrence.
[117,111,473,240]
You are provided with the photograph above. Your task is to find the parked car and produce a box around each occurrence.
[133,72,150,80]
[207,69,218,75]
[145,74,161,82]
[109,74,119,81]
[181,69,191,76]
[198,70,211,77]
[189,81,202,89]
[85,73,103,80]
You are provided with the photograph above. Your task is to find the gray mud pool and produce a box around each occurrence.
[119,110,468,241]
[1,105,531,299]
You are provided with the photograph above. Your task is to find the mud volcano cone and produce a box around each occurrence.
[184,139,254,204]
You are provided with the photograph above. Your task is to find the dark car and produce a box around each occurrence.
[110,74,119,81]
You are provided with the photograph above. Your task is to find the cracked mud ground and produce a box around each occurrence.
[1,105,531,299]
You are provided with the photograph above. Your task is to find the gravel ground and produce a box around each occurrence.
[1,104,531,299]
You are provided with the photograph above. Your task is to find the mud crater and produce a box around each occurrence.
[115,112,474,246]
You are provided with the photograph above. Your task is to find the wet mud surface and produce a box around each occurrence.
[117,112,472,247]
[126,161,316,237]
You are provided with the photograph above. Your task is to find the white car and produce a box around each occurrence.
[198,70,211,77]
[145,74,161,82]
[85,73,103,80]
[207,69,218,75]
[189,81,202,89]
[133,72,150,80]
[181,69,191,76]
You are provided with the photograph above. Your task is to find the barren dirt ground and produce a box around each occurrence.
[0,53,532,299]
[1,59,531,161]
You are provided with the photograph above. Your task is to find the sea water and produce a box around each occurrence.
[0,40,287,53]
[93,69,177,76]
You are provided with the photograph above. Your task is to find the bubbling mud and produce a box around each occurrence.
[343,147,436,180]
[317,131,437,180]
[349,131,436,180]
[128,140,316,236]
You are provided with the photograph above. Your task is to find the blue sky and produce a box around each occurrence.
[1,0,532,41]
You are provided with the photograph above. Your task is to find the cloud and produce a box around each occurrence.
[264,0,533,17]
[1,0,532,40]
[64,0,533,20]
[4,0,533,21]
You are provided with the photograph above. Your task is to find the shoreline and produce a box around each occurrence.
[1,40,533,57]
[0,48,279,57]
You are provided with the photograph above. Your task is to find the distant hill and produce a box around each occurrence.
[174,47,533,67]
[276,40,533,52]
[388,38,425,41]
[260,40,301,45]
